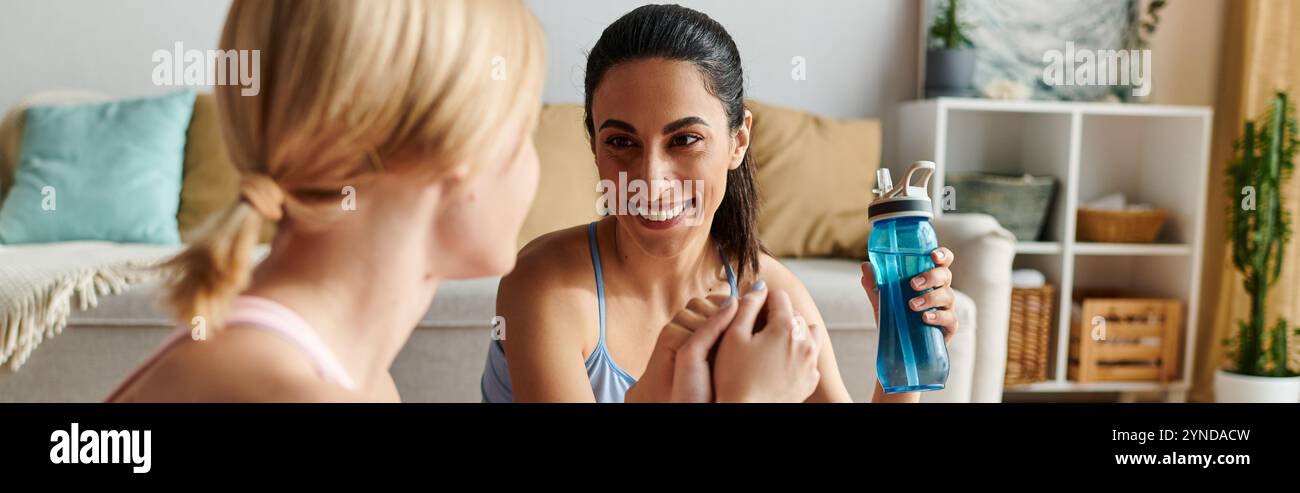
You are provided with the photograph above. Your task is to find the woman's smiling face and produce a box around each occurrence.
[590,57,751,258]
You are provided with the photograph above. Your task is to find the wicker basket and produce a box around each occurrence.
[945,173,1057,241]
[1005,284,1055,386]
[1076,208,1169,243]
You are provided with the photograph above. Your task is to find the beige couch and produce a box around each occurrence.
[0,93,1015,402]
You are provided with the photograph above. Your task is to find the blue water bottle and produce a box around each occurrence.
[868,161,948,393]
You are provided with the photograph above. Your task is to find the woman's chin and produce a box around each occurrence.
[619,216,705,258]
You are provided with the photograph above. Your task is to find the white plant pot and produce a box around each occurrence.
[1214,369,1300,403]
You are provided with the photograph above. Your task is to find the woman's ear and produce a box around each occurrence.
[428,160,476,201]
[729,109,753,171]
[458,160,494,203]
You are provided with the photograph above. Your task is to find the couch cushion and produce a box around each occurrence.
[0,90,195,244]
[784,258,875,330]
[0,91,110,206]
[747,99,880,259]
[3,91,275,244]
[177,93,277,243]
[177,92,235,239]
[517,103,601,250]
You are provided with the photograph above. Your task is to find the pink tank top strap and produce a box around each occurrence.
[104,296,356,402]
[223,296,357,391]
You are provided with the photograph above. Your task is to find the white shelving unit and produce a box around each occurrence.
[899,98,1213,402]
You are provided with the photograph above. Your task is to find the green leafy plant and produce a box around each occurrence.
[1226,91,1300,377]
[928,0,973,50]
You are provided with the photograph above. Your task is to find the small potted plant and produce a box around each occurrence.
[1218,91,1300,402]
[925,0,976,98]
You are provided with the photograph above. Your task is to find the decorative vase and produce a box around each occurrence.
[925,48,976,98]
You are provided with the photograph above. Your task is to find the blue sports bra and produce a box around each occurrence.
[480,221,738,402]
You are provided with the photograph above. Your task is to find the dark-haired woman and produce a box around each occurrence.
[481,4,958,403]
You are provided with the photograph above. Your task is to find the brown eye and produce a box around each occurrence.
[605,136,635,148]
[670,134,701,147]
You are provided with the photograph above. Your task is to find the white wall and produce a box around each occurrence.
[0,0,232,112]
[1146,0,1225,107]
[0,0,1221,166]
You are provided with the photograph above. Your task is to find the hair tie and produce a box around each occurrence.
[239,174,285,221]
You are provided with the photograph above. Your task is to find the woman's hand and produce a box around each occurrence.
[625,294,737,403]
[860,247,959,343]
[862,247,957,403]
[712,281,823,403]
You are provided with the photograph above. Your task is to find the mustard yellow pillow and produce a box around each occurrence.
[179,93,238,241]
[517,104,602,249]
[178,93,275,243]
[747,99,880,258]
[0,106,22,205]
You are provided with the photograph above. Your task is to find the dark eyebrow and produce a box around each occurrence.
[598,119,637,133]
[662,116,708,134]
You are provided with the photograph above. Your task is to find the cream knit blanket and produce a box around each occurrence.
[0,242,178,370]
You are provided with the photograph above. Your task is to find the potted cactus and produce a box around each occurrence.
[1218,91,1300,402]
[925,0,976,98]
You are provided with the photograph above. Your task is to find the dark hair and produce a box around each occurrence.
[583,3,766,279]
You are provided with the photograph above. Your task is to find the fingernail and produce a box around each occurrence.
[911,276,925,289]
[925,311,937,322]
[720,296,736,309]
[934,249,945,260]
[910,297,924,309]
[751,279,766,292]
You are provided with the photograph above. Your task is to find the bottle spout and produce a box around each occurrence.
[874,168,894,198]
[868,161,936,221]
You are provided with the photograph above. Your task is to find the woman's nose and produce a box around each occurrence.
[640,149,675,197]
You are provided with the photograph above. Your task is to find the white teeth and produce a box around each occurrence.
[633,198,694,222]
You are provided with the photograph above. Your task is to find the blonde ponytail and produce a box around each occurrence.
[160,202,265,329]
[159,0,545,329]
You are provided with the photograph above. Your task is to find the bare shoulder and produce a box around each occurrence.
[754,254,810,295]
[499,223,598,307]
[118,327,352,403]
[497,222,600,348]
[753,253,824,321]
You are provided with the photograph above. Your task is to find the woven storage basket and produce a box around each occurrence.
[945,173,1056,241]
[1005,284,1055,386]
[1076,208,1168,243]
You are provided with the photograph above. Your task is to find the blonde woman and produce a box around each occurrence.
[109,0,818,403]
[107,0,548,402]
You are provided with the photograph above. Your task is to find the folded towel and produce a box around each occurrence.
[1011,269,1046,289]
[0,242,178,370]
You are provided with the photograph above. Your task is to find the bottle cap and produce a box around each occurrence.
[869,161,935,222]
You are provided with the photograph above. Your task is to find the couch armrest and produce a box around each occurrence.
[932,213,1016,402]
